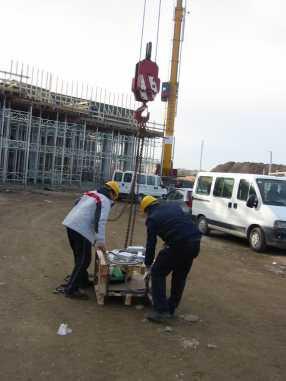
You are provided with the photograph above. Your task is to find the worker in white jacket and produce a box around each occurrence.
[62,181,120,299]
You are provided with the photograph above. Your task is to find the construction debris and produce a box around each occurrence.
[57,323,72,336]
[179,314,200,323]
[207,344,218,349]
[264,263,286,276]
[181,338,200,350]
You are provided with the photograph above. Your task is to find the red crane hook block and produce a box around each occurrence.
[132,43,160,103]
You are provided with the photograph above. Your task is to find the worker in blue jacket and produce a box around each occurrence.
[141,196,201,323]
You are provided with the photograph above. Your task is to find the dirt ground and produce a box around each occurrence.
[0,189,285,381]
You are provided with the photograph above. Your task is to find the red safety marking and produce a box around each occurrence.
[84,192,101,204]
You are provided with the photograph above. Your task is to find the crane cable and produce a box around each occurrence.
[140,0,162,63]
[155,0,162,62]
[138,0,147,61]
[128,131,145,246]
[124,127,145,248]
[124,0,162,247]
[109,0,147,225]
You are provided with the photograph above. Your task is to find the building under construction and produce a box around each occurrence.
[0,62,163,187]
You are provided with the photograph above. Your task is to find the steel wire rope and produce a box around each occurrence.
[124,130,142,248]
[138,0,147,61]
[155,0,162,62]
[124,0,162,247]
[123,0,148,247]
[128,131,145,246]
[107,201,130,222]
[108,0,147,226]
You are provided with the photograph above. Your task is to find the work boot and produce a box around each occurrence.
[65,290,89,300]
[146,311,174,323]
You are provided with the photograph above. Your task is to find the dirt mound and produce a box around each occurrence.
[211,161,286,174]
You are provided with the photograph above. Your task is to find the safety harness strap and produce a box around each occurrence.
[84,192,102,234]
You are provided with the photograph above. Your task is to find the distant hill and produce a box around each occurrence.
[211,161,286,174]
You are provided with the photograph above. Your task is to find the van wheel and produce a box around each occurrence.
[249,227,266,252]
[198,216,210,235]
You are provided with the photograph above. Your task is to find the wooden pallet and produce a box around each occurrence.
[94,249,148,306]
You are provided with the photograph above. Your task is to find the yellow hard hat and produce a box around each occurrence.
[105,181,120,199]
[140,195,157,212]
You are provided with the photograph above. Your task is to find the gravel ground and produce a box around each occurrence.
[0,189,285,381]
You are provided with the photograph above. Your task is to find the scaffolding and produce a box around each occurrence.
[0,61,163,187]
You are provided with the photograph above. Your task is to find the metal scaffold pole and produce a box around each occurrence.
[79,121,86,186]
[24,104,33,185]
[2,103,11,183]
[33,110,42,184]
[51,112,59,185]
[0,97,6,175]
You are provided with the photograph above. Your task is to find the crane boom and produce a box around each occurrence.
[162,0,184,176]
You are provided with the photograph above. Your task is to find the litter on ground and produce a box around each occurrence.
[57,323,72,336]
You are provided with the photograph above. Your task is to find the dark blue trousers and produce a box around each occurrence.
[151,240,200,314]
[65,228,92,295]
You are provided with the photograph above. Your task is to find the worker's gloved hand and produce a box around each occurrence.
[94,242,107,253]
[143,266,151,281]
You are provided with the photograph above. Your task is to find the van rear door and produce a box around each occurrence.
[121,171,133,195]
[113,171,123,192]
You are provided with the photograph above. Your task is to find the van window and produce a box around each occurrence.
[249,185,257,197]
[176,179,194,188]
[237,179,250,201]
[196,176,213,195]
[213,177,234,199]
[256,178,286,206]
[167,190,183,200]
[147,176,155,186]
[123,173,132,183]
[136,174,146,185]
[114,172,123,182]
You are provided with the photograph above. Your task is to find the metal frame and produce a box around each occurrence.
[0,61,163,187]
[0,103,162,187]
[0,61,164,135]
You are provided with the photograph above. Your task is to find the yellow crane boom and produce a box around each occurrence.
[162,0,185,176]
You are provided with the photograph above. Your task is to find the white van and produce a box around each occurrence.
[192,172,286,252]
[112,170,167,199]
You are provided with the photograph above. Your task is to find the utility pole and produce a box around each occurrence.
[199,139,204,171]
[268,150,272,175]
[162,0,185,176]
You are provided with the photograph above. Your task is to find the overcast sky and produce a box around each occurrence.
[0,0,285,170]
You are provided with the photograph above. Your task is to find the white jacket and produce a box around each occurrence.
[62,191,112,244]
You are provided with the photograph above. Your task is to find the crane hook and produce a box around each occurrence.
[134,103,150,124]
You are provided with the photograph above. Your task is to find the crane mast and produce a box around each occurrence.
[162,0,185,176]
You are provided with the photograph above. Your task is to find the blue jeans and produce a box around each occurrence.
[151,240,200,314]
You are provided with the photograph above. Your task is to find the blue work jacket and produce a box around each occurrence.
[144,203,201,267]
